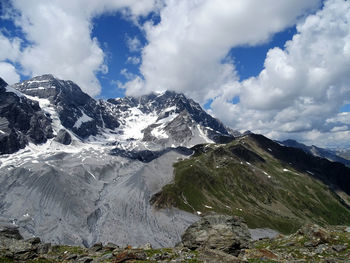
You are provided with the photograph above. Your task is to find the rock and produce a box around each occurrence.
[25,237,41,245]
[198,248,242,263]
[54,129,72,145]
[65,254,78,260]
[297,224,330,244]
[315,244,328,254]
[89,242,103,252]
[101,253,114,260]
[139,242,152,250]
[104,242,118,251]
[37,243,51,254]
[181,214,251,256]
[332,244,347,252]
[0,225,23,240]
[77,256,93,262]
[114,250,147,262]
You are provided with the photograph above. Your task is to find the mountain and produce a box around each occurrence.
[12,74,120,139]
[1,74,350,249]
[282,139,350,167]
[107,90,233,150]
[0,74,234,248]
[151,133,350,234]
[0,78,53,154]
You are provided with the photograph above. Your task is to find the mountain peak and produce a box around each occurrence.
[0,77,8,89]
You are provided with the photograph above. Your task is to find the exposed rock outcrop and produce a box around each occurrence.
[181,214,251,256]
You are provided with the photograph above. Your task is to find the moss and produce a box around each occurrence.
[0,256,14,263]
[50,245,86,255]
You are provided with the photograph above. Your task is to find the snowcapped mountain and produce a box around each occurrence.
[4,74,233,153]
[0,77,53,154]
[0,74,233,247]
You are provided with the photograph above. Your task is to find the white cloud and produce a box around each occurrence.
[211,0,350,147]
[126,36,142,52]
[0,62,20,84]
[124,0,320,102]
[2,0,158,96]
[0,32,21,62]
[126,56,141,65]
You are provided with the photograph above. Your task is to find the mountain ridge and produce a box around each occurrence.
[0,74,350,249]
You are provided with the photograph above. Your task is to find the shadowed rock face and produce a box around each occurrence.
[282,139,350,168]
[13,74,119,138]
[0,78,7,89]
[0,81,54,154]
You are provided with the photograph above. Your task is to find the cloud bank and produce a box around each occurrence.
[122,0,350,147]
[1,0,350,147]
[0,0,159,95]
[211,0,350,147]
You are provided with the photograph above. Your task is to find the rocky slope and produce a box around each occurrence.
[1,214,349,262]
[151,134,350,234]
[1,74,350,252]
[0,78,54,154]
[0,74,234,248]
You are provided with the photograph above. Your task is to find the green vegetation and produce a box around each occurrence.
[151,135,350,234]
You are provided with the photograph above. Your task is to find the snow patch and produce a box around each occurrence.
[73,111,93,129]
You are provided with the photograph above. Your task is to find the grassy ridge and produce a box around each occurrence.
[151,135,350,234]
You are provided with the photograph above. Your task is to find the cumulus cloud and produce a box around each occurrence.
[211,0,350,147]
[126,36,142,52]
[123,0,320,102]
[1,0,158,96]
[0,62,20,84]
[126,56,141,65]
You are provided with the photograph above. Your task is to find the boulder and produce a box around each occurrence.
[0,225,23,240]
[54,129,72,145]
[181,214,251,256]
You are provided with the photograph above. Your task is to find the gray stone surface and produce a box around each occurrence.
[181,214,251,256]
[0,148,198,247]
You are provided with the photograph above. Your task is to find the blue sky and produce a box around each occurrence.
[1,0,350,147]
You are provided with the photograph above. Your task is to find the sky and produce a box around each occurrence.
[0,0,350,148]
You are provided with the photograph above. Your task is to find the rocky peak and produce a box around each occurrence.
[0,77,8,90]
[11,75,119,139]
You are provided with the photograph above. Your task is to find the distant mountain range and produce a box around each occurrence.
[281,139,350,167]
[0,74,349,248]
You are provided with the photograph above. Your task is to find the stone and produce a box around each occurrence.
[54,129,72,145]
[181,213,251,256]
[332,244,347,252]
[77,256,93,262]
[0,225,23,240]
[101,253,114,260]
[297,224,330,244]
[37,243,51,254]
[66,254,78,260]
[89,242,103,252]
[139,242,152,250]
[114,250,147,262]
[25,237,41,245]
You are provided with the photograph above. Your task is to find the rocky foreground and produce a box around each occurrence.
[1,214,349,262]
